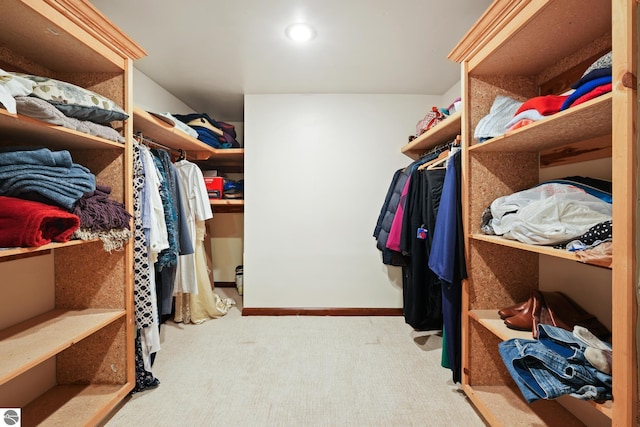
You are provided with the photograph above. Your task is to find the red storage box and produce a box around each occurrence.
[204,176,224,199]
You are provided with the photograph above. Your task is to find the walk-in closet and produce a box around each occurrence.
[0,1,637,426]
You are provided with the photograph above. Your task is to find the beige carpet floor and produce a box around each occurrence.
[105,288,486,427]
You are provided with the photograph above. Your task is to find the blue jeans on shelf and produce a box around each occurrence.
[498,324,613,403]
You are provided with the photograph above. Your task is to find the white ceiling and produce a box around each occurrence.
[91,0,492,122]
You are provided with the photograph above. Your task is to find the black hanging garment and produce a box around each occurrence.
[399,166,446,330]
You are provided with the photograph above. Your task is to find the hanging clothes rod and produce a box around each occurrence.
[419,136,459,159]
[134,132,186,160]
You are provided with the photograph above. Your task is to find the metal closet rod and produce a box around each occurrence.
[134,132,187,160]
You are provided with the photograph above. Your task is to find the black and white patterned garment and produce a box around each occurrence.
[555,220,613,251]
[131,329,160,394]
[132,143,155,329]
[131,143,160,393]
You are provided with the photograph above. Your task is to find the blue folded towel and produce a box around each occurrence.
[0,148,73,168]
[0,150,95,209]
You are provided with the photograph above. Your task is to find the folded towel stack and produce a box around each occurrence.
[0,147,95,209]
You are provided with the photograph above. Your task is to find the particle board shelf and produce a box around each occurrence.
[463,384,585,426]
[210,199,244,213]
[210,199,244,206]
[466,0,611,76]
[0,0,135,72]
[468,234,603,265]
[469,309,533,341]
[0,239,100,260]
[401,110,462,159]
[195,148,244,170]
[133,107,215,159]
[468,94,612,154]
[0,109,126,150]
[23,383,130,427]
[204,148,244,167]
[0,309,126,386]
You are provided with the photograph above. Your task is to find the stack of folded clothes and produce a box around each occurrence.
[0,147,132,250]
[561,51,612,111]
[474,95,523,142]
[173,112,224,148]
[173,112,240,148]
[491,51,612,135]
[499,323,612,403]
[0,69,127,143]
[504,94,568,132]
[0,147,95,210]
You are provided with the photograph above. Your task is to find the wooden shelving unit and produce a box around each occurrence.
[0,1,146,425]
[133,107,245,164]
[0,309,126,385]
[447,0,637,425]
[132,106,245,288]
[401,110,462,159]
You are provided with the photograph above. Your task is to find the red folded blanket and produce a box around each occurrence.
[0,196,80,247]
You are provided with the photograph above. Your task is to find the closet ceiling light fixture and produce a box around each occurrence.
[285,23,316,42]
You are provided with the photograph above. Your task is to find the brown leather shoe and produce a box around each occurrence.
[534,291,611,340]
[498,299,530,319]
[504,292,540,331]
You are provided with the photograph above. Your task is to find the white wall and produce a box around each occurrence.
[442,80,462,108]
[243,94,442,308]
[132,68,195,113]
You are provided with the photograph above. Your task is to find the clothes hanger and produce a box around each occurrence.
[425,135,461,170]
[177,149,186,161]
[418,149,449,170]
[426,151,450,170]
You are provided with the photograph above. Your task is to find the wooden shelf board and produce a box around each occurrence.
[0,239,99,260]
[195,148,244,167]
[23,383,132,427]
[463,384,586,426]
[0,309,126,386]
[467,0,611,76]
[133,107,215,154]
[210,199,244,206]
[469,234,588,263]
[468,94,612,153]
[210,199,244,213]
[0,1,125,72]
[469,309,533,341]
[401,110,461,159]
[0,109,125,150]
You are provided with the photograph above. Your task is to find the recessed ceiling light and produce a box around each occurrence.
[285,23,316,42]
